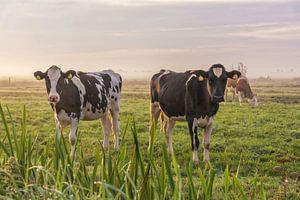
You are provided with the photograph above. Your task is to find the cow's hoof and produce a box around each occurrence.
[193,159,200,165]
[203,160,212,169]
[114,144,119,151]
[102,143,109,151]
[70,153,76,161]
[192,151,199,164]
[167,148,173,154]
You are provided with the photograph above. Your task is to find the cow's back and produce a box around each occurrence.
[153,71,191,117]
[78,70,122,120]
[150,69,166,103]
[235,77,253,99]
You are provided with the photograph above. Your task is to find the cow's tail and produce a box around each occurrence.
[118,75,122,93]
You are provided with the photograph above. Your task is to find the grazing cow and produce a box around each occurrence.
[34,65,122,157]
[150,64,241,163]
[225,76,257,107]
[235,76,258,107]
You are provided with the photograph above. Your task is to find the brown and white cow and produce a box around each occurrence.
[225,76,257,107]
[34,65,122,158]
[235,76,258,107]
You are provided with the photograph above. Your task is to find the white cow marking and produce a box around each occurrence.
[194,116,213,128]
[82,102,105,120]
[71,76,86,119]
[55,109,71,129]
[47,67,61,99]
[185,74,196,85]
[212,67,223,78]
[95,83,103,101]
[170,115,186,121]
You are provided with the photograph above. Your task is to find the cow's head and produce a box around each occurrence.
[34,65,76,104]
[248,95,258,107]
[200,64,241,103]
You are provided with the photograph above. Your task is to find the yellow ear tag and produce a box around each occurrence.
[36,75,41,80]
[198,75,204,81]
[67,73,73,80]
[233,74,238,80]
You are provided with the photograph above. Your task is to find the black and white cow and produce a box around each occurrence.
[150,64,241,163]
[34,65,122,157]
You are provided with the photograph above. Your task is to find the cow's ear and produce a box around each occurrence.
[64,70,76,80]
[227,70,241,80]
[194,70,208,82]
[34,71,46,80]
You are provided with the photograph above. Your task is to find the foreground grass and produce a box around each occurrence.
[0,104,290,199]
[0,79,299,199]
[0,104,299,199]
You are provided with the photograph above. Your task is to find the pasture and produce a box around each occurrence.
[0,77,299,199]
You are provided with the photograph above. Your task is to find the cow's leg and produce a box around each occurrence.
[150,101,161,127]
[54,113,63,137]
[110,101,120,150]
[203,118,213,163]
[100,113,112,150]
[225,88,228,102]
[69,117,79,158]
[148,102,161,150]
[161,113,167,133]
[188,118,200,163]
[165,118,175,153]
[237,91,243,106]
[231,90,235,102]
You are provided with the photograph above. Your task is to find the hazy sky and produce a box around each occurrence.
[0,0,299,79]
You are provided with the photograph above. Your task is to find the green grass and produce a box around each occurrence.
[0,79,300,199]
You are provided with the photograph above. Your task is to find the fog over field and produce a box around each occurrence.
[0,0,300,79]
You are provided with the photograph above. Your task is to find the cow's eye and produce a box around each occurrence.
[209,79,214,84]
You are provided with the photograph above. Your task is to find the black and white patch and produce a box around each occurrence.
[149,64,241,163]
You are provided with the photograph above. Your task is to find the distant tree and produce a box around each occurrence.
[238,62,247,76]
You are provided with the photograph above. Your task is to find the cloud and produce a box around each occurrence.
[230,23,300,40]
[75,0,296,6]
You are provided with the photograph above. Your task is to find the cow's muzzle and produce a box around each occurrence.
[212,96,224,102]
[48,95,60,103]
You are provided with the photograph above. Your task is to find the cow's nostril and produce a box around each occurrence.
[213,96,224,102]
[48,96,59,102]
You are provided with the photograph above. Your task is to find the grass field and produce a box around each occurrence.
[0,77,300,199]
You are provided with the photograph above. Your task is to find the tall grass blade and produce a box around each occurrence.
[233,176,249,200]
[162,145,175,193]
[186,162,197,200]
[0,104,14,156]
[224,165,230,200]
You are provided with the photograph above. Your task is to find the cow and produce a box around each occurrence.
[225,76,257,107]
[149,64,241,163]
[34,65,122,158]
[235,76,258,107]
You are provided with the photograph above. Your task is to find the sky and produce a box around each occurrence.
[0,0,300,79]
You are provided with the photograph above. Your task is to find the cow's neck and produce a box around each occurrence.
[208,100,219,117]
[194,85,219,117]
[243,87,254,99]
